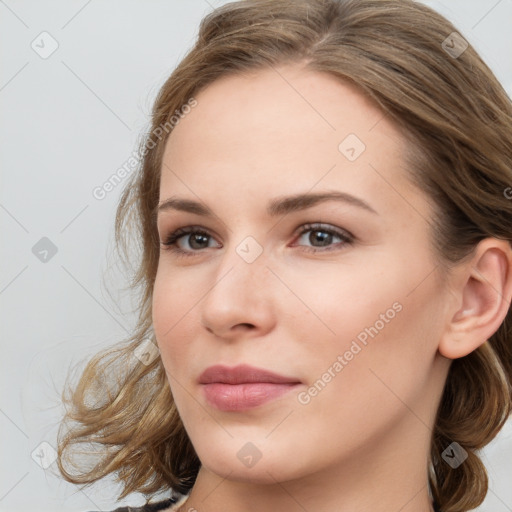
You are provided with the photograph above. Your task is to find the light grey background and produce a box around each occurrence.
[1,1,511,511]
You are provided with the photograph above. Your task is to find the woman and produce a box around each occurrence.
[57,1,512,511]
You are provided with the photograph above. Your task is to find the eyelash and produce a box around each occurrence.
[160,223,354,258]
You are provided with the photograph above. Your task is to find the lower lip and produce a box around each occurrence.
[202,382,300,411]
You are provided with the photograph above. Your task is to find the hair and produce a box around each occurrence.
[56,0,512,510]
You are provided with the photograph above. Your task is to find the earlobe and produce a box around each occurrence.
[438,238,512,360]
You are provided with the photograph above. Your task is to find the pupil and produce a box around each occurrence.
[190,234,208,249]
[312,230,330,246]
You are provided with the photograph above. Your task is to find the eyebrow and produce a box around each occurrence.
[156,191,378,219]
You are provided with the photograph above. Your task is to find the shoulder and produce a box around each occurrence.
[87,495,188,512]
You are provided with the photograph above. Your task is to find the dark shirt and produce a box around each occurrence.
[90,498,177,512]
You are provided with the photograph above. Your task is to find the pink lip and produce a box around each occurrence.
[199,364,301,411]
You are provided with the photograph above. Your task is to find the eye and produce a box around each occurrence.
[292,223,354,253]
[159,222,354,258]
[160,226,220,257]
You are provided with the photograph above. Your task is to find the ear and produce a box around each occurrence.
[438,238,512,360]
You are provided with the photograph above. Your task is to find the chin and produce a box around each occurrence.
[191,433,311,486]
[201,454,297,485]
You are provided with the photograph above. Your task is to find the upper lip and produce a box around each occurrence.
[198,364,301,385]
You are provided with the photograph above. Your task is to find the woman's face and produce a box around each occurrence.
[152,64,452,485]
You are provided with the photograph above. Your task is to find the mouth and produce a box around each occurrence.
[198,364,302,412]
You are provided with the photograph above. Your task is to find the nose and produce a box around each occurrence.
[200,243,277,340]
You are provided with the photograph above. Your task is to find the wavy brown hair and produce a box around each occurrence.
[57,0,512,510]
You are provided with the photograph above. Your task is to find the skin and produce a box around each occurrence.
[152,62,512,512]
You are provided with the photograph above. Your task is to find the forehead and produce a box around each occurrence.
[160,64,416,219]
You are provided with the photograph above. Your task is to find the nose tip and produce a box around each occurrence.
[200,259,275,340]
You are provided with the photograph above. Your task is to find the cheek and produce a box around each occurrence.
[152,267,196,367]
[152,270,203,419]
[289,252,444,390]
[331,275,443,408]
[274,258,403,347]
[289,284,443,462]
